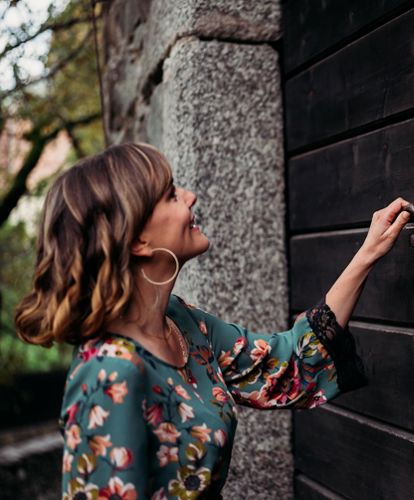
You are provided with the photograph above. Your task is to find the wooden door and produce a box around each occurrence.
[281,1,414,498]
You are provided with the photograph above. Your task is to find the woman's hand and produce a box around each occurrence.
[358,197,411,266]
[325,197,411,328]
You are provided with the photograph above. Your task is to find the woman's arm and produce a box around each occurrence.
[325,197,411,328]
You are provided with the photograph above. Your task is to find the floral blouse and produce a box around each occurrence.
[59,294,367,499]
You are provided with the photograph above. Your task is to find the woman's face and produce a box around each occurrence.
[135,180,210,264]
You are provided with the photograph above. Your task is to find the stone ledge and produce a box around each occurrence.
[0,431,63,466]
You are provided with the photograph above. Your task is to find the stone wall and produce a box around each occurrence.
[103,1,292,498]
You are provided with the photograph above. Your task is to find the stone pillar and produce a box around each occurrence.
[104,2,292,498]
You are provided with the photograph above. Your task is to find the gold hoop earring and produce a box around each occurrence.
[141,247,179,285]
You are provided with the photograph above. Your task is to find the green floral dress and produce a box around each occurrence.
[59,294,367,499]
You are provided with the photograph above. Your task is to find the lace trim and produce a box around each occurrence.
[305,297,368,393]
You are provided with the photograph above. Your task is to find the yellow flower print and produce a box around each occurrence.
[63,477,98,500]
[77,453,97,476]
[168,465,211,499]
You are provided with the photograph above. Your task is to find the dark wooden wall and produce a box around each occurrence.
[281,1,414,498]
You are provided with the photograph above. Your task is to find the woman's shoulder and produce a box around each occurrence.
[169,293,209,316]
[65,334,146,385]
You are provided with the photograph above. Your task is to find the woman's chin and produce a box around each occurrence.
[184,237,210,261]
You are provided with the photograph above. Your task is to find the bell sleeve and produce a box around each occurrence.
[60,356,149,499]
[186,296,368,410]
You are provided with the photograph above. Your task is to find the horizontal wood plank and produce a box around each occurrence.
[290,226,414,323]
[288,118,414,232]
[283,0,411,73]
[295,474,345,500]
[285,8,414,151]
[294,404,414,499]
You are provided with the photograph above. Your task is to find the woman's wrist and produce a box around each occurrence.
[354,244,379,270]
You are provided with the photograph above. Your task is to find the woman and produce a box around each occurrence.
[15,143,411,499]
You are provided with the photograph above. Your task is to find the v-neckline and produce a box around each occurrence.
[104,308,189,370]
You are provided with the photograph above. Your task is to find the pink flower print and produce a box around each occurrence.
[151,487,168,500]
[190,423,211,443]
[156,445,179,467]
[152,384,163,395]
[98,476,137,500]
[66,402,79,426]
[108,371,118,381]
[154,423,181,443]
[265,359,301,406]
[105,381,128,404]
[62,450,73,473]
[80,342,98,362]
[218,350,234,369]
[213,429,227,447]
[98,369,106,382]
[88,405,109,429]
[198,321,208,336]
[233,336,248,355]
[65,424,81,450]
[236,390,263,409]
[109,447,133,469]
[216,369,226,385]
[143,402,163,427]
[307,389,327,409]
[174,385,191,400]
[212,386,229,404]
[89,434,112,457]
[178,403,194,423]
[250,339,271,362]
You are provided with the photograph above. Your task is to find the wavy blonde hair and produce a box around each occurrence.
[15,143,173,347]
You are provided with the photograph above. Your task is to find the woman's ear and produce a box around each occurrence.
[130,237,153,257]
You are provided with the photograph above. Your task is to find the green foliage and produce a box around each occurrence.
[0,0,105,378]
[0,220,73,382]
[1,0,104,156]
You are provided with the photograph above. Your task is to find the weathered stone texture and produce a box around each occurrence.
[104,0,282,144]
[104,1,292,498]
[155,37,292,499]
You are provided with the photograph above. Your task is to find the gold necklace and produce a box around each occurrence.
[168,317,188,365]
[142,319,173,340]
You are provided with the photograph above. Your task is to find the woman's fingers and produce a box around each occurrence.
[360,197,412,263]
[382,197,410,224]
[383,209,411,239]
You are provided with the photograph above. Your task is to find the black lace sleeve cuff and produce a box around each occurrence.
[305,297,368,394]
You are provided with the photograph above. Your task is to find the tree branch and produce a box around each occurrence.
[1,28,93,98]
[0,112,100,227]
[0,14,99,60]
